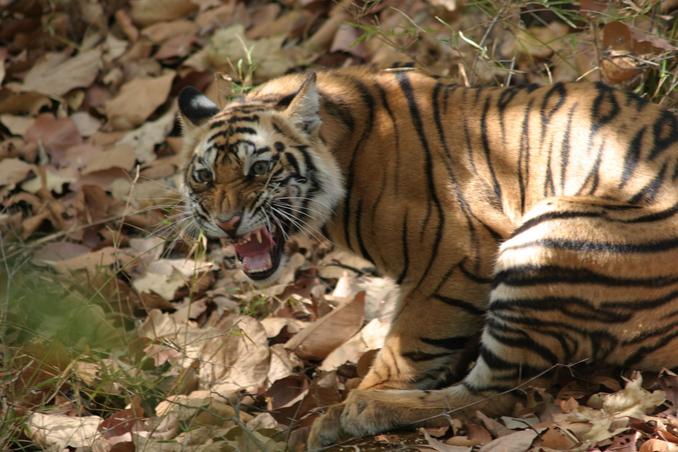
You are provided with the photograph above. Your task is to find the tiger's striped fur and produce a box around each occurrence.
[177,67,678,448]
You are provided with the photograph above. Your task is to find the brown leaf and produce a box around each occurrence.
[266,374,310,411]
[285,292,365,361]
[0,157,34,187]
[640,438,678,452]
[24,114,82,165]
[478,428,545,451]
[142,19,197,43]
[105,71,175,130]
[22,49,102,98]
[0,113,34,136]
[422,427,472,452]
[33,241,91,264]
[130,0,198,26]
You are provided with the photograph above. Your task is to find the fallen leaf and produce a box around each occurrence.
[132,258,215,300]
[0,113,34,135]
[641,438,678,452]
[24,114,82,165]
[285,292,366,361]
[130,0,198,26]
[71,112,102,137]
[22,49,102,98]
[478,427,546,451]
[21,166,78,194]
[422,427,472,452]
[320,318,390,371]
[26,413,102,449]
[115,105,176,162]
[105,71,175,130]
[0,157,34,187]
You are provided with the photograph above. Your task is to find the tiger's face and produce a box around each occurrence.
[178,74,344,284]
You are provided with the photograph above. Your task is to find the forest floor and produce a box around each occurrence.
[2,0,678,450]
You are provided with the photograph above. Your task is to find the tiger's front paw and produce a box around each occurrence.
[307,404,347,451]
[339,389,400,438]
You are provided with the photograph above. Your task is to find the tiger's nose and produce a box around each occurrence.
[217,215,241,239]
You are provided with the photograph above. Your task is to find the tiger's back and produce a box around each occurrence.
[177,67,678,448]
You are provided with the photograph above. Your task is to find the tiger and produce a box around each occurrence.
[177,66,678,449]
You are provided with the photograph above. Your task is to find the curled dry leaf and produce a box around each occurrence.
[319,318,390,371]
[105,71,175,130]
[286,292,366,361]
[21,49,102,98]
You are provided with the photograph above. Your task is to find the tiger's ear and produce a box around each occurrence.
[284,73,321,137]
[178,86,220,130]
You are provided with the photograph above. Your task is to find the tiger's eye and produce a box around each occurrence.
[194,168,213,184]
[251,161,269,176]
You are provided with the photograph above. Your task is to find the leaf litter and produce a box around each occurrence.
[1,0,677,451]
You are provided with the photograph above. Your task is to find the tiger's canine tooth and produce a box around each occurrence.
[256,229,262,243]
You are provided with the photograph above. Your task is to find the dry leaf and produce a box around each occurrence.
[0,157,34,187]
[26,413,102,449]
[25,114,82,165]
[285,292,366,360]
[130,0,198,26]
[132,258,215,300]
[22,49,102,98]
[105,71,175,129]
[0,113,34,135]
[478,428,545,451]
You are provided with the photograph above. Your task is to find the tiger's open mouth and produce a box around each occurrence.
[233,224,285,280]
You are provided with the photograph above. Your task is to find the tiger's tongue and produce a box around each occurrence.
[234,227,275,273]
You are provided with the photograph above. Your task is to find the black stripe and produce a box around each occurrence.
[576,139,604,195]
[511,210,602,238]
[481,96,503,202]
[490,296,630,323]
[432,293,485,316]
[628,161,667,204]
[649,110,678,160]
[401,351,450,362]
[420,335,470,351]
[397,210,410,284]
[517,99,533,214]
[459,259,493,284]
[503,236,678,254]
[462,90,478,174]
[377,83,401,194]
[396,72,446,290]
[543,139,556,197]
[486,322,559,365]
[355,199,374,263]
[619,127,646,189]
[322,95,355,130]
[341,77,375,253]
[590,82,620,134]
[232,126,256,135]
[432,81,481,276]
[493,264,678,288]
[560,104,577,191]
[624,330,678,367]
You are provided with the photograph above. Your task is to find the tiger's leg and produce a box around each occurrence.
[360,287,486,391]
[309,283,487,447]
[309,196,678,449]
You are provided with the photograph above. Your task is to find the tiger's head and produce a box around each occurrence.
[178,74,344,284]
